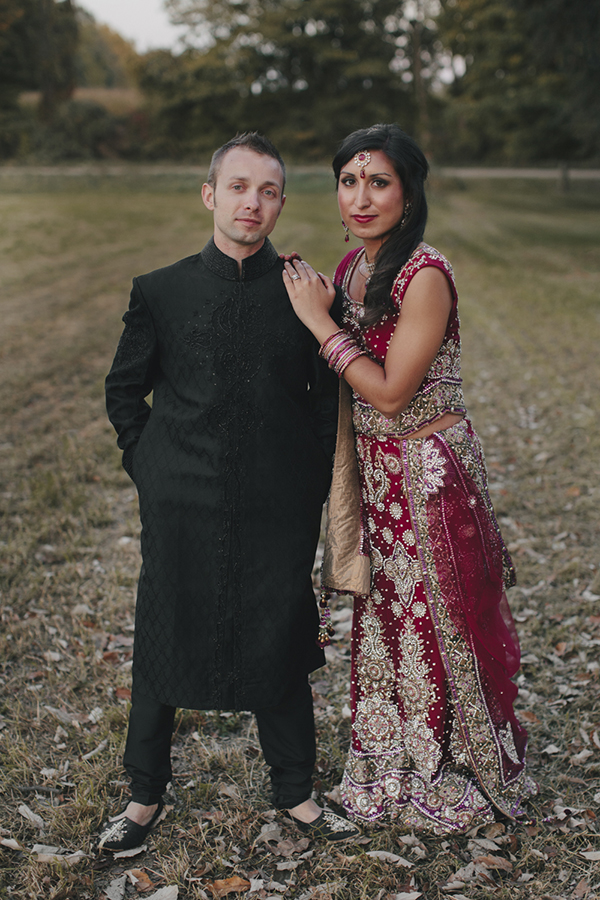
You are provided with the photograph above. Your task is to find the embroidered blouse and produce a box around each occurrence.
[341,243,466,438]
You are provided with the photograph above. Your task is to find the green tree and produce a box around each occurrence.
[75,9,139,88]
[37,0,79,122]
[0,0,40,108]
[0,0,78,119]
[436,0,599,163]
[510,0,600,161]
[141,0,445,158]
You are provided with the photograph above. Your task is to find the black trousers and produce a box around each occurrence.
[123,678,316,809]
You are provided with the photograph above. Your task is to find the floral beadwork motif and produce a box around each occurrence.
[397,618,442,781]
[383,540,422,607]
[420,439,447,497]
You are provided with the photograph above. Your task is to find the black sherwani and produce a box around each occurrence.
[106,238,339,711]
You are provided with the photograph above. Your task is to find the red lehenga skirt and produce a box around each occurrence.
[338,418,536,832]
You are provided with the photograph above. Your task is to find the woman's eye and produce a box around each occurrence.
[341,177,356,186]
[373,179,389,188]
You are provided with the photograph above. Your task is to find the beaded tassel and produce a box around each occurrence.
[316,590,335,648]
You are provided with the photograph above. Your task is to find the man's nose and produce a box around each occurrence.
[244,191,260,209]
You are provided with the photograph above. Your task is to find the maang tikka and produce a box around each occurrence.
[354,151,371,178]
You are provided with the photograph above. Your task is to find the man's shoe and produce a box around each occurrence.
[97,798,164,852]
[289,809,360,842]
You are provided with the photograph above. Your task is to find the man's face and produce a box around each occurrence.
[201,147,285,255]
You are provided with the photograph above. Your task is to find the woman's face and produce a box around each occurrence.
[337,149,405,246]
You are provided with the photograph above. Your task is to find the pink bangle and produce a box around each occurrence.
[319,329,367,377]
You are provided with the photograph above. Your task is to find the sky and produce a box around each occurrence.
[79,0,187,52]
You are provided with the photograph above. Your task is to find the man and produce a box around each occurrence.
[99,133,358,851]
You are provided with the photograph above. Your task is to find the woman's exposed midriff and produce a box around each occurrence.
[403,410,465,440]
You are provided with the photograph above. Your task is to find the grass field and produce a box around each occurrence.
[1,172,600,900]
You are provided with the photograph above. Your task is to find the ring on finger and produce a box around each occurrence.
[290,273,301,281]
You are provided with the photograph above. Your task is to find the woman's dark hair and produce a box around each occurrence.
[333,123,429,327]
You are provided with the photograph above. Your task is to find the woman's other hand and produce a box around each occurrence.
[282,259,338,342]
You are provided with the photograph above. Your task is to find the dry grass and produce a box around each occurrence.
[0,172,599,899]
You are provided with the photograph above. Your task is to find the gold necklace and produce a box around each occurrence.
[357,250,375,280]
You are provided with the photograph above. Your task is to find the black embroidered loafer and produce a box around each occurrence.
[290,809,360,842]
[97,798,164,852]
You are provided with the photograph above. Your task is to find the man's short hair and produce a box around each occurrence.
[207,132,286,191]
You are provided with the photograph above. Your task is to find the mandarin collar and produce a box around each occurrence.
[200,236,279,282]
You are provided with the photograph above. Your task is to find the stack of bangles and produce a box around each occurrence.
[319,329,367,377]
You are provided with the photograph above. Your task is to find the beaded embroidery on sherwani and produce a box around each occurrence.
[338,246,534,832]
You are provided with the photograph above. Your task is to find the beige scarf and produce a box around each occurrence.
[321,380,370,596]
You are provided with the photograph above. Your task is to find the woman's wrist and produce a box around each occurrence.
[319,329,367,377]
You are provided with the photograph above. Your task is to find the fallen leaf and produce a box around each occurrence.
[144,889,178,900]
[105,875,128,900]
[483,822,505,839]
[570,748,594,764]
[81,738,108,761]
[276,860,299,871]
[580,851,600,861]
[541,744,562,755]
[474,854,512,872]
[565,486,581,497]
[206,876,252,897]
[447,860,476,882]
[114,844,147,859]
[192,809,224,824]
[573,878,590,898]
[31,844,61,854]
[254,823,282,845]
[390,893,422,900]
[44,705,76,726]
[519,710,540,724]
[554,642,567,656]
[275,837,310,857]
[126,868,156,892]
[468,838,501,852]
[218,783,240,801]
[17,804,45,830]
[365,850,414,866]
[397,833,420,847]
[34,850,86,865]
[116,687,132,700]
[0,838,24,851]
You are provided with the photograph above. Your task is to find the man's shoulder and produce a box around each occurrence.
[135,252,204,289]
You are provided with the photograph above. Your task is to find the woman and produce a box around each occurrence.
[282,124,535,833]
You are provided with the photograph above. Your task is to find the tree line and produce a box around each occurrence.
[1,0,598,163]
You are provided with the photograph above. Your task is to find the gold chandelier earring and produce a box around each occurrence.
[399,200,413,229]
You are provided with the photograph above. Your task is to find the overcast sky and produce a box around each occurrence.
[79,0,187,52]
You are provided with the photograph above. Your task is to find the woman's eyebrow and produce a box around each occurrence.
[340,169,393,178]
